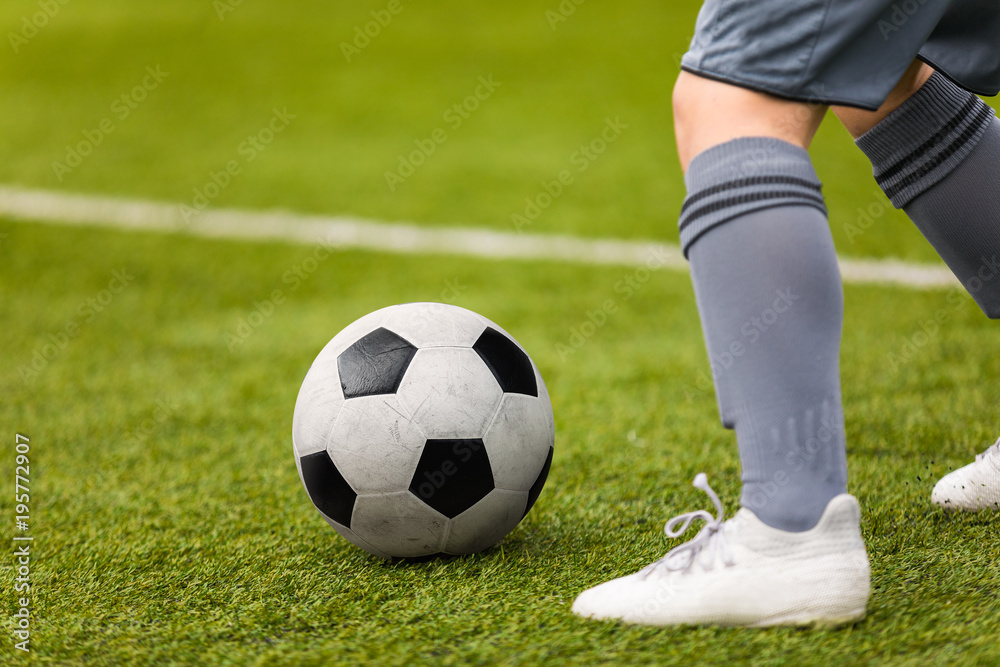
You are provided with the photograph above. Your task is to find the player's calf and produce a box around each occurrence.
[852,71,1000,317]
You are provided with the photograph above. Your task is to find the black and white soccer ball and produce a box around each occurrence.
[292,303,554,558]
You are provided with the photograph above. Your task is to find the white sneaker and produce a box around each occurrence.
[931,437,1000,511]
[571,474,871,628]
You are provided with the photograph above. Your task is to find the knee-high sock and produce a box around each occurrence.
[680,137,848,532]
[856,72,1000,317]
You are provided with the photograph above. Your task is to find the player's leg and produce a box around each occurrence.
[834,65,1000,511]
[834,63,1000,317]
[673,71,849,533]
[572,73,870,627]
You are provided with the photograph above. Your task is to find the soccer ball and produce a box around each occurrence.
[292,302,555,558]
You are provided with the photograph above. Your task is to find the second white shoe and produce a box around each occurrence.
[572,474,871,628]
[931,437,1000,511]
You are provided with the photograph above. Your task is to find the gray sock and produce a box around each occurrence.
[856,72,1000,317]
[680,138,848,533]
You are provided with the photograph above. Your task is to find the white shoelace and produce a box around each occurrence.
[976,437,1000,463]
[641,473,735,577]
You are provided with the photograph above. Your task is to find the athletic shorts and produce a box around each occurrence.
[681,0,1000,110]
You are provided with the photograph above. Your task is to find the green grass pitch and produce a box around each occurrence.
[2,1,999,664]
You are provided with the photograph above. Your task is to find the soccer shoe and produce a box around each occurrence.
[571,474,870,628]
[931,437,1000,511]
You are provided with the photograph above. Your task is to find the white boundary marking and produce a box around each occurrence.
[0,185,958,290]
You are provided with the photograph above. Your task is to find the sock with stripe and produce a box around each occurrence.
[680,137,848,533]
[856,71,1000,317]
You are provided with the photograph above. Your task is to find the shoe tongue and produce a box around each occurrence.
[726,508,759,537]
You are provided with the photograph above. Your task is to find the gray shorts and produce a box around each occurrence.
[681,0,1000,110]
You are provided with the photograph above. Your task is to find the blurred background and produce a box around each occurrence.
[0,0,956,256]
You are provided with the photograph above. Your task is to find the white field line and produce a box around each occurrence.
[0,185,958,290]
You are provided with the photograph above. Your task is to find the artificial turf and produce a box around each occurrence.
[2,0,1000,664]
[2,220,999,665]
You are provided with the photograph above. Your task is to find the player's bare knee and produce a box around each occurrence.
[673,71,826,171]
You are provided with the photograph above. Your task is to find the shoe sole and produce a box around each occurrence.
[746,609,867,629]
[578,607,869,630]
